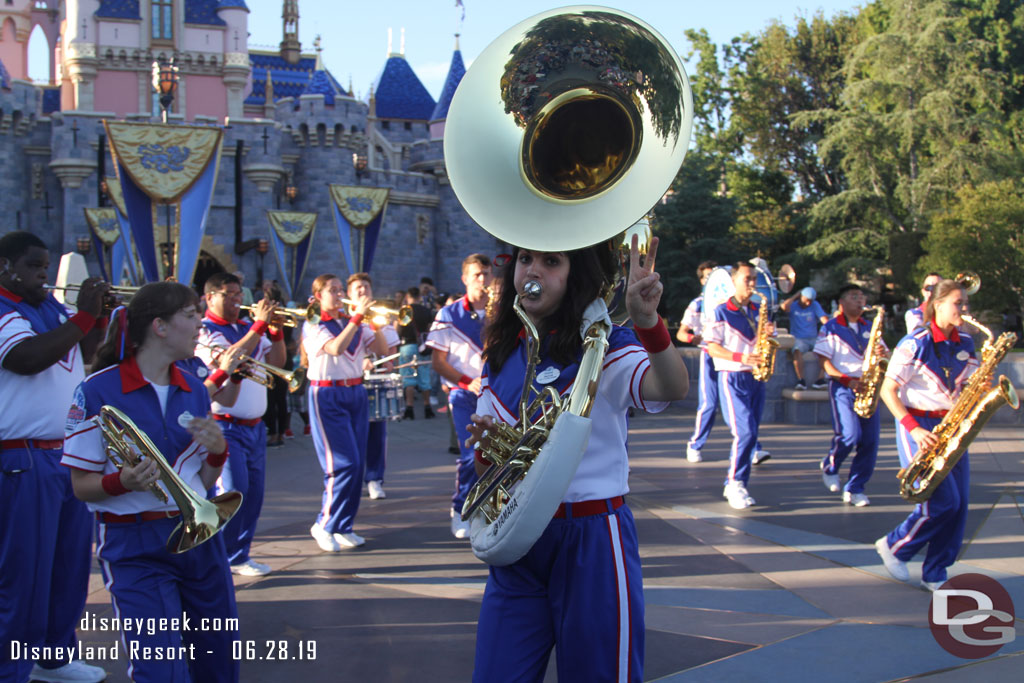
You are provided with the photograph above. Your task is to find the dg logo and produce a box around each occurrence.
[929,573,1015,658]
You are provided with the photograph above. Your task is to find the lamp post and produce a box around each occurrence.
[151,59,179,124]
[352,153,368,181]
[76,236,92,256]
[256,238,268,284]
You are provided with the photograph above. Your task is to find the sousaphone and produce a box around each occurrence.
[446,6,693,565]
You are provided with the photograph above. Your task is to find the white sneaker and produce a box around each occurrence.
[685,446,702,463]
[723,482,754,509]
[30,661,106,682]
[875,537,909,582]
[921,580,944,592]
[310,524,341,552]
[842,491,870,507]
[334,532,365,548]
[821,462,840,493]
[368,480,386,499]
[230,559,271,576]
[752,449,771,465]
[451,515,471,539]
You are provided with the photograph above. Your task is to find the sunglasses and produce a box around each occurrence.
[923,285,935,292]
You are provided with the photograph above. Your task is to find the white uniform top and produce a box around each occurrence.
[681,296,704,345]
[885,324,979,412]
[195,319,272,420]
[813,313,889,377]
[704,298,769,373]
[475,327,667,502]
[302,317,376,381]
[380,325,400,350]
[905,305,926,335]
[425,296,486,388]
[0,299,84,440]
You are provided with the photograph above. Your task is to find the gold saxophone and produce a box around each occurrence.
[751,296,779,382]
[853,306,888,418]
[897,315,1019,502]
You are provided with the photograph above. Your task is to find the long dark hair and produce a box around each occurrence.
[483,243,618,373]
[93,282,198,372]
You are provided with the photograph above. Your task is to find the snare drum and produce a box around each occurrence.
[365,373,403,421]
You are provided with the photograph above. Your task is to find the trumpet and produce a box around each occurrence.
[196,342,307,393]
[239,303,314,328]
[45,283,141,296]
[955,271,981,296]
[343,299,414,327]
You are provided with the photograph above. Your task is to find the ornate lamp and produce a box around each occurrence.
[151,60,180,123]
[76,236,92,256]
[352,153,368,179]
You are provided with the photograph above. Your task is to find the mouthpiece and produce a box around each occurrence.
[523,281,542,299]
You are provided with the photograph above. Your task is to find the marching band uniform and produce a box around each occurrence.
[196,312,276,573]
[879,322,978,586]
[365,324,401,497]
[61,357,239,683]
[426,295,486,525]
[304,311,378,547]
[473,327,667,682]
[704,298,769,508]
[0,287,101,683]
[814,312,885,504]
[680,296,717,461]
[904,304,926,335]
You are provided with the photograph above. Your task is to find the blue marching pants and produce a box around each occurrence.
[448,388,479,515]
[474,501,644,683]
[886,416,970,584]
[216,421,266,566]
[687,350,718,451]
[310,384,368,534]
[365,420,386,483]
[1,446,91,682]
[718,371,765,486]
[96,517,239,682]
[822,380,880,494]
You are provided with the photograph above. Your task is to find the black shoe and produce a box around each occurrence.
[794,381,807,390]
[812,379,828,389]
[403,407,415,420]
[448,446,460,455]
[424,407,436,419]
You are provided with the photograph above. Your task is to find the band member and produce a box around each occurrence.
[0,233,107,683]
[466,237,688,682]
[876,279,978,591]
[304,273,387,551]
[814,284,885,506]
[62,282,238,682]
[677,260,716,463]
[904,272,941,334]
[781,286,828,389]
[704,262,775,510]
[398,287,435,420]
[427,254,492,539]
[195,272,285,577]
[362,282,401,501]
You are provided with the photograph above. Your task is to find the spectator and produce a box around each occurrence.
[420,277,438,309]
[234,270,254,307]
[397,287,436,420]
[781,286,828,389]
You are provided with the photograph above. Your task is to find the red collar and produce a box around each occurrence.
[120,356,192,393]
[835,312,867,327]
[930,320,960,343]
[320,310,347,322]
[726,298,755,312]
[204,311,233,326]
[461,295,473,312]
[0,285,22,303]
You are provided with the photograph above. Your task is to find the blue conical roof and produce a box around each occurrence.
[303,68,346,106]
[430,46,465,121]
[374,55,436,120]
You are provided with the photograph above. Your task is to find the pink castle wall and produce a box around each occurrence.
[94,70,139,117]
[185,74,227,122]
[0,18,27,81]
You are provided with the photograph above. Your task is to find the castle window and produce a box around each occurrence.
[152,0,173,41]
[404,122,411,131]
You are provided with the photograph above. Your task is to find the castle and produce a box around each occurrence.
[0,0,496,299]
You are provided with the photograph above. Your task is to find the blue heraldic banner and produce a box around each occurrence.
[98,177,141,285]
[104,121,224,284]
[328,185,390,275]
[83,207,129,285]
[266,211,317,302]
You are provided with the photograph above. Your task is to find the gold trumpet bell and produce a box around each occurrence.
[444,6,693,252]
[167,490,242,554]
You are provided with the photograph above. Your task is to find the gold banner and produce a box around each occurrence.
[329,185,390,229]
[103,177,129,217]
[104,121,223,202]
[267,211,317,246]
[83,208,121,247]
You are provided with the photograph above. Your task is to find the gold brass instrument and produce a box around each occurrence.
[239,303,310,328]
[897,315,1019,502]
[751,296,779,382]
[241,301,412,327]
[45,283,141,297]
[446,6,693,565]
[96,405,242,554]
[955,271,981,296]
[196,342,306,393]
[853,306,889,418]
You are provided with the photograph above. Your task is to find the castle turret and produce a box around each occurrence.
[218,0,251,120]
[280,0,301,65]
[0,1,31,82]
[429,34,466,141]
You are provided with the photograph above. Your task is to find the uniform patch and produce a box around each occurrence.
[862,330,870,338]
[177,411,195,429]
[536,367,561,385]
[195,365,208,378]
[65,385,87,432]
[895,338,917,363]
[956,350,969,361]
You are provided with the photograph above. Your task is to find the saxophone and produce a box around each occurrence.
[751,296,779,382]
[897,315,1019,502]
[853,306,888,418]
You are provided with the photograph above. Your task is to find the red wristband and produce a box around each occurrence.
[474,450,492,466]
[839,374,852,387]
[458,375,473,390]
[731,352,744,363]
[900,414,921,432]
[268,328,284,342]
[206,444,229,468]
[70,311,96,335]
[250,320,269,336]
[634,319,671,353]
[101,471,130,496]
[208,369,228,388]
[349,314,364,327]
[680,331,694,344]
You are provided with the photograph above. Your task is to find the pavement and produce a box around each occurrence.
[70,403,1024,682]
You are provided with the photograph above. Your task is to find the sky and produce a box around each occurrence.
[28,1,866,100]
